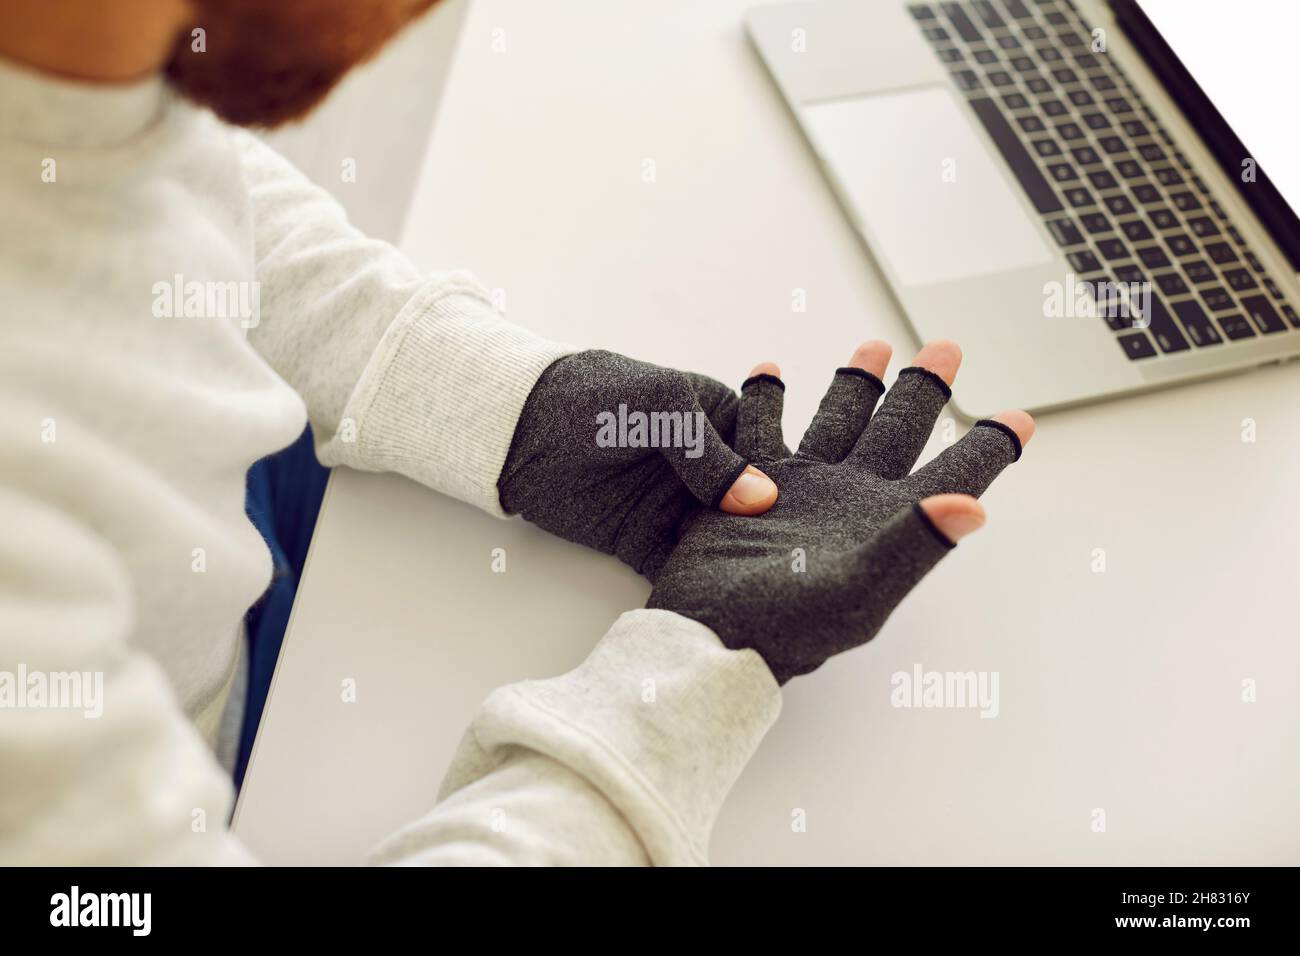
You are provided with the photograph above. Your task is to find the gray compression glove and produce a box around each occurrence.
[647,366,1023,684]
[499,350,752,578]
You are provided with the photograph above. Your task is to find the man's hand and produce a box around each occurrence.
[498,350,779,578]
[647,340,1034,684]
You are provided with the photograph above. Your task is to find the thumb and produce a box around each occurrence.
[719,465,779,515]
[917,494,986,544]
[655,389,778,515]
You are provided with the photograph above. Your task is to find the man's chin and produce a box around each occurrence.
[164,0,437,128]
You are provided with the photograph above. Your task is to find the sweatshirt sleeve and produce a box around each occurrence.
[234,129,574,516]
[371,610,782,866]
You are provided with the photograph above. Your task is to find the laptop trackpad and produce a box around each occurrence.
[802,86,1054,287]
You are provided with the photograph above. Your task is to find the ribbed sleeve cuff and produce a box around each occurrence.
[459,609,782,865]
[317,275,576,517]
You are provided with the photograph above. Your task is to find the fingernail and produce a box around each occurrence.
[932,511,985,542]
[728,471,776,506]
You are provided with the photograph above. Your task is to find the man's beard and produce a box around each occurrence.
[165,0,437,128]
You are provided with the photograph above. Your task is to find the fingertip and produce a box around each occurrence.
[919,493,985,542]
[989,409,1035,448]
[748,361,781,379]
[910,339,963,386]
[847,340,892,379]
[719,465,778,515]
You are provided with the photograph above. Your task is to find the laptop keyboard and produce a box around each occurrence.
[908,0,1299,359]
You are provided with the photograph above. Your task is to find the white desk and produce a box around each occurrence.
[234,0,1300,865]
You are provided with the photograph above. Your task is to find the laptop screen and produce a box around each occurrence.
[1114,0,1300,271]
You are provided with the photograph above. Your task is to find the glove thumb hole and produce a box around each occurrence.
[918,494,985,545]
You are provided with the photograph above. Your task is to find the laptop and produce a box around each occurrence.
[747,0,1300,417]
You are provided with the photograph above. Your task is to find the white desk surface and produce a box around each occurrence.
[234,0,1300,865]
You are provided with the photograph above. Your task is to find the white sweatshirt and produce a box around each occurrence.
[0,57,780,865]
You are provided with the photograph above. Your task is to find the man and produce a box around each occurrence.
[0,0,1032,864]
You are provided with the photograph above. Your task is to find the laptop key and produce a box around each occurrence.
[1137,143,1167,162]
[1216,314,1256,340]
[1026,76,1051,94]
[1057,122,1084,141]
[1154,167,1185,186]
[1005,0,1033,19]
[1141,297,1192,352]
[1010,55,1037,72]
[1047,162,1078,182]
[1121,119,1149,137]
[1154,272,1188,296]
[1148,207,1178,230]
[966,97,1063,213]
[1018,115,1046,133]
[1097,238,1129,261]
[1244,251,1265,272]
[1023,24,1047,40]
[1136,246,1170,269]
[1064,186,1094,207]
[1187,216,1220,238]
[1114,264,1145,286]
[1170,299,1223,346]
[1074,52,1100,70]
[1241,294,1287,334]
[1038,47,1064,63]
[971,0,1005,28]
[1105,194,1136,215]
[1041,99,1068,117]
[1166,234,1196,257]
[1132,183,1161,204]
[1098,135,1126,154]
[938,47,966,63]
[1205,241,1238,264]
[1170,191,1201,212]
[1120,220,1153,242]
[1105,97,1134,113]
[941,3,983,41]
[1264,277,1284,300]
[998,35,1023,51]
[1068,90,1095,107]
[952,69,982,91]
[1222,268,1258,292]
[1118,331,1157,359]
[1072,146,1101,165]
[1033,139,1063,157]
[987,70,1015,87]
[1200,287,1234,312]
[1052,67,1079,84]
[1117,160,1145,180]
[1080,212,1111,233]
[1282,304,1300,328]
[974,49,1000,64]
[1184,260,1215,284]
[1091,74,1117,91]
[909,4,937,20]
[1067,251,1102,273]
[1047,218,1085,247]
[1082,112,1111,130]
[1088,170,1118,190]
